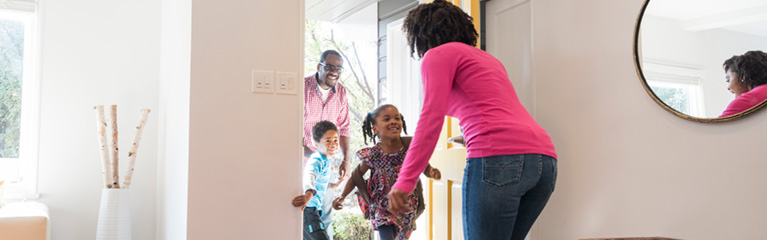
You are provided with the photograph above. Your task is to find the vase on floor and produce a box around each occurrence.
[96,188,132,240]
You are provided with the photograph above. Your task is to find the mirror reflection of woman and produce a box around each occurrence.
[720,50,767,117]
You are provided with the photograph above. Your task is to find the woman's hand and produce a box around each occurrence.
[387,188,413,217]
[332,197,345,210]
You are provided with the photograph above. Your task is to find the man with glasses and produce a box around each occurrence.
[303,49,350,240]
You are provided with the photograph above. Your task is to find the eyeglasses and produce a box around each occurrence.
[320,62,344,72]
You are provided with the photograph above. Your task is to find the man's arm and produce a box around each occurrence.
[302,137,316,158]
[303,143,313,158]
[339,135,350,177]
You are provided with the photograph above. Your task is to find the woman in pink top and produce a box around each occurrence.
[387,1,557,239]
[719,50,767,117]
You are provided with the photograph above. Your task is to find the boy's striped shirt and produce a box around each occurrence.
[303,152,332,208]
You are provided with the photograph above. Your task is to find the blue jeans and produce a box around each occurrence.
[376,224,398,240]
[462,154,557,240]
[303,207,330,240]
[320,189,334,240]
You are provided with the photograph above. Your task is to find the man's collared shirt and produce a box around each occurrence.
[303,73,350,153]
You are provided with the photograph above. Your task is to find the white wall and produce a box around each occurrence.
[158,0,190,239]
[531,0,767,239]
[640,15,767,118]
[186,0,303,239]
[37,0,160,239]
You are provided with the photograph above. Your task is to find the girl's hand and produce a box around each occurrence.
[387,188,413,217]
[426,167,442,180]
[332,197,345,210]
[292,193,312,210]
[447,135,465,145]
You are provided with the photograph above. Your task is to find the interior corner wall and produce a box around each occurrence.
[530,0,767,239]
[158,0,191,239]
[36,0,160,239]
[186,0,303,239]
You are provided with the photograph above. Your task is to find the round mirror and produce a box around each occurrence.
[635,0,767,122]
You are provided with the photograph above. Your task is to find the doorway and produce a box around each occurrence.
[304,1,379,239]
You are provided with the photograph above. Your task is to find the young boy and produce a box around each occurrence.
[292,120,348,240]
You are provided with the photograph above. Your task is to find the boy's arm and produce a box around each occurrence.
[302,159,319,197]
[294,159,320,210]
[292,190,315,210]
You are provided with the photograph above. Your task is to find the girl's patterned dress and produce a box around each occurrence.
[357,145,420,240]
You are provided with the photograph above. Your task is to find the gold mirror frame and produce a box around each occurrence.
[633,0,767,123]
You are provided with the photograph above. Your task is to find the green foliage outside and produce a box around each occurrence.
[0,19,24,158]
[650,85,690,115]
[331,209,373,240]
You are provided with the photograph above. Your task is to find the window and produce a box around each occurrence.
[643,61,706,118]
[0,2,40,199]
[648,78,703,117]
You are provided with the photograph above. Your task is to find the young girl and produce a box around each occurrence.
[332,104,441,240]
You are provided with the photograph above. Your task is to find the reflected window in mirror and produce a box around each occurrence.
[643,61,705,117]
[635,0,767,122]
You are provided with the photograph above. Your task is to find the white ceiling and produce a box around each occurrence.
[306,0,377,23]
[645,0,767,36]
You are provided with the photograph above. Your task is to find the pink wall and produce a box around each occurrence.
[530,0,767,239]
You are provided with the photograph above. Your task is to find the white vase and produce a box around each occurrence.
[96,188,132,240]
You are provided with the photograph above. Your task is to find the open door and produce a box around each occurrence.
[426,117,468,240]
[386,1,481,239]
[426,0,479,239]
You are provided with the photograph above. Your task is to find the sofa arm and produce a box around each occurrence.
[0,201,49,240]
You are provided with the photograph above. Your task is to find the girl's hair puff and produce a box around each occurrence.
[361,104,408,145]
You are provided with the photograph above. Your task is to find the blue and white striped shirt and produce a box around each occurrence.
[303,152,332,208]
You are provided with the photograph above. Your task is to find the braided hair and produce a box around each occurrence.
[725,50,767,90]
[362,104,408,145]
[403,0,478,58]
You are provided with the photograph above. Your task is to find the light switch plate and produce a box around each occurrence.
[252,70,274,94]
[275,72,298,95]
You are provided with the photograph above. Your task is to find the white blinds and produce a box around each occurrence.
[0,0,36,12]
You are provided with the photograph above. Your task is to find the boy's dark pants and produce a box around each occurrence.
[303,207,330,240]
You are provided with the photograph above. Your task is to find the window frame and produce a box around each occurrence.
[0,8,41,200]
[642,61,707,118]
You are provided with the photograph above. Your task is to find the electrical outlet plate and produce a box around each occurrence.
[252,70,274,94]
[275,72,298,95]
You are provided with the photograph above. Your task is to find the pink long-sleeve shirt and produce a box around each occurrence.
[392,42,557,193]
[719,84,767,117]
